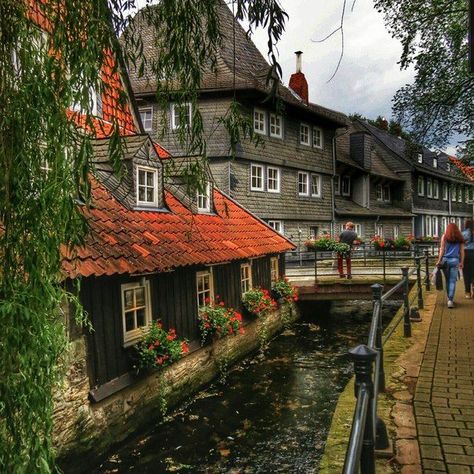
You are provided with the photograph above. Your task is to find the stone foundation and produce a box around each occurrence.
[54,304,298,471]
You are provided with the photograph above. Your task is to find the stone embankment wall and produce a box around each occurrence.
[53,303,298,470]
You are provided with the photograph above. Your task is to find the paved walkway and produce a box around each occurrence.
[414,284,474,473]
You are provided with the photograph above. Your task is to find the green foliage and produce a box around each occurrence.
[271,277,298,303]
[134,321,189,371]
[198,300,243,344]
[348,113,413,141]
[374,0,472,153]
[242,288,276,316]
[305,237,351,256]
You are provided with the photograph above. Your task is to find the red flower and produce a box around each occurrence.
[155,356,164,365]
[239,327,245,335]
[148,344,155,351]
[154,340,160,347]
[181,341,189,354]
[204,297,211,304]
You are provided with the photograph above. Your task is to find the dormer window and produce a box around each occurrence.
[269,113,282,138]
[90,87,102,117]
[137,166,158,207]
[139,107,153,131]
[433,158,438,168]
[447,162,451,172]
[313,127,323,149]
[197,182,211,212]
[171,102,192,130]
[417,176,424,196]
[253,108,266,135]
[300,123,310,146]
[417,153,423,164]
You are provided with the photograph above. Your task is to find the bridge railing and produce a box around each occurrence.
[285,242,438,283]
[342,253,430,474]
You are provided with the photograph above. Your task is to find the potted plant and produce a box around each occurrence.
[135,320,189,371]
[242,288,277,316]
[271,277,298,304]
[371,235,386,250]
[304,235,334,251]
[394,236,412,250]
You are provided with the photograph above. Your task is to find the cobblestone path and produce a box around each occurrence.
[414,284,474,473]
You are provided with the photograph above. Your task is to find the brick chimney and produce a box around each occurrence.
[289,51,309,103]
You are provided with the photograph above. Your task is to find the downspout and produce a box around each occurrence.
[331,134,336,237]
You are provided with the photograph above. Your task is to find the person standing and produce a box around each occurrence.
[462,219,474,298]
[338,222,358,279]
[436,223,465,308]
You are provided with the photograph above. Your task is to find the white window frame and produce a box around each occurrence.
[300,123,310,146]
[240,263,253,295]
[433,158,438,168]
[268,220,284,234]
[417,153,423,164]
[376,224,384,238]
[383,184,391,202]
[196,269,214,308]
[427,178,433,198]
[442,183,448,201]
[417,176,424,196]
[312,127,323,149]
[269,113,282,138]
[298,171,309,196]
[465,187,470,202]
[171,102,192,130]
[450,184,456,202]
[267,166,281,193]
[433,180,439,199]
[376,183,383,201]
[334,175,341,195]
[425,215,433,237]
[458,186,463,202]
[354,224,362,236]
[136,166,159,207]
[393,225,400,239]
[311,174,322,198]
[341,176,351,197]
[121,281,152,346]
[447,163,451,172]
[90,87,103,117]
[270,256,279,281]
[139,106,153,131]
[441,217,448,234]
[253,108,266,135]
[309,226,319,240]
[250,163,264,191]
[432,216,439,237]
[197,182,211,212]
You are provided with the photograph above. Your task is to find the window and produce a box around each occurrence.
[139,107,153,131]
[312,127,323,149]
[433,180,439,199]
[432,216,439,237]
[354,224,362,236]
[441,217,448,234]
[427,178,433,198]
[240,263,253,295]
[442,183,448,201]
[376,224,384,238]
[267,167,281,193]
[450,216,456,224]
[417,176,424,196]
[268,220,284,234]
[465,187,470,202]
[171,102,192,129]
[417,153,423,164]
[269,113,282,138]
[425,216,433,236]
[250,164,264,191]
[253,108,266,135]
[450,184,456,202]
[90,87,103,117]
[121,281,151,346]
[298,171,309,196]
[334,175,340,195]
[197,182,211,212]
[383,185,391,202]
[341,176,351,196]
[457,217,462,229]
[458,186,463,202]
[300,123,310,145]
[433,158,438,168]
[137,166,158,206]
[196,270,214,308]
[393,225,400,239]
[309,226,319,239]
[311,174,321,197]
[376,184,383,201]
[447,162,451,172]
[270,257,279,281]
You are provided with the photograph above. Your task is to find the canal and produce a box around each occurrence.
[92,301,400,473]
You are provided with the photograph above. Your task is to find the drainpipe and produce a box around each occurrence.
[331,135,337,237]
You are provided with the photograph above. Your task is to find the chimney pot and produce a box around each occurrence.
[295,50,303,73]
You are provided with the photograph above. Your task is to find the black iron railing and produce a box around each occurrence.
[342,252,430,474]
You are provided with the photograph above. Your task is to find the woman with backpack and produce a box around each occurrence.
[462,219,474,298]
[435,223,465,308]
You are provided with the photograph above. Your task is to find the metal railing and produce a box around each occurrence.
[342,252,430,474]
[286,243,437,283]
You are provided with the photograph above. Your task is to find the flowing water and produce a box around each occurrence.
[92,301,399,474]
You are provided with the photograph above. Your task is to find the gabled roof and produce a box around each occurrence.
[62,178,294,278]
[449,157,474,181]
[127,1,347,127]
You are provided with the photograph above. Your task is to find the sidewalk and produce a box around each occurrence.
[414,283,474,473]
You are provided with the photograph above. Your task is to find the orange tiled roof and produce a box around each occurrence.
[449,156,474,181]
[62,178,294,278]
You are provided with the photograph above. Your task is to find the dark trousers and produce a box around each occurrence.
[337,254,352,276]
[463,249,474,293]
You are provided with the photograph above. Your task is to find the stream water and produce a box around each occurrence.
[91,301,399,474]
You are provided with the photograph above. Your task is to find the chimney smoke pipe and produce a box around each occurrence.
[295,50,303,73]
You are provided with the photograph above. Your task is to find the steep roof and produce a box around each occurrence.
[62,178,294,278]
[126,1,347,127]
[335,197,413,218]
[449,157,474,181]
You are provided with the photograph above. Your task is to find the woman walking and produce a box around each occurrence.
[462,219,474,298]
[436,223,465,308]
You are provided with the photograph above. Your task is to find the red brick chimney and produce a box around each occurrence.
[289,51,309,103]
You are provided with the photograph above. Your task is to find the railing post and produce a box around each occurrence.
[371,283,385,393]
[416,255,424,310]
[382,248,386,282]
[349,345,377,474]
[314,250,318,285]
[402,267,411,337]
[424,249,431,291]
